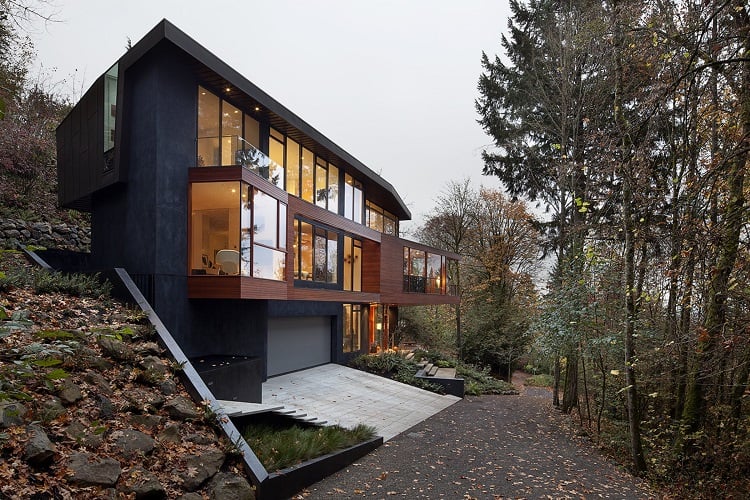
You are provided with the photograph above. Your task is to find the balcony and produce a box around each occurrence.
[197,135,284,188]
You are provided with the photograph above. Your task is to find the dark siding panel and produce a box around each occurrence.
[56,75,106,208]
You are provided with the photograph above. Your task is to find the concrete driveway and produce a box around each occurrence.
[260,364,461,441]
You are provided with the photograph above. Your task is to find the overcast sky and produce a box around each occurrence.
[33,0,512,233]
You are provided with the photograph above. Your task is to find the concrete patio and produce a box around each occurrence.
[258,364,461,441]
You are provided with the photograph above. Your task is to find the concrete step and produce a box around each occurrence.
[217,401,284,417]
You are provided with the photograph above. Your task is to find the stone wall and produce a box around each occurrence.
[0,218,91,252]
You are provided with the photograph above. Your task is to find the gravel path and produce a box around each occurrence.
[299,374,656,499]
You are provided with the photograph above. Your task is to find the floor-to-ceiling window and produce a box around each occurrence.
[293,219,339,285]
[190,181,240,274]
[343,236,362,292]
[402,246,451,294]
[190,181,286,281]
[343,304,362,353]
[366,201,398,236]
[196,86,279,185]
[197,88,221,167]
[344,173,363,223]
[103,63,117,155]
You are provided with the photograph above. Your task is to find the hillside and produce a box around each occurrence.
[0,250,254,499]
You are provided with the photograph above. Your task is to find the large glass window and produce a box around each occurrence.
[316,159,328,209]
[285,138,300,197]
[343,304,362,353]
[366,201,398,235]
[296,221,313,280]
[103,63,118,154]
[190,181,286,281]
[426,253,443,294]
[197,87,221,166]
[254,188,278,247]
[267,129,285,189]
[294,219,339,285]
[343,236,362,292]
[190,181,240,275]
[327,164,339,213]
[301,147,314,203]
[344,174,363,223]
[402,247,446,294]
[197,86,274,188]
[222,101,242,166]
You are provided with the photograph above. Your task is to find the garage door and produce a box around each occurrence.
[267,316,332,376]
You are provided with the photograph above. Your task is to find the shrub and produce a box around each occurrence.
[524,373,554,387]
[456,363,517,395]
[33,270,112,297]
[0,268,27,291]
[351,353,443,393]
[243,423,377,472]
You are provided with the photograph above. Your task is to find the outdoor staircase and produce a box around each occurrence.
[217,400,327,425]
[414,359,464,397]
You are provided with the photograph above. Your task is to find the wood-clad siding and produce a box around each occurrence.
[288,287,379,303]
[378,234,405,302]
[188,167,289,204]
[188,276,287,299]
[361,239,380,293]
[378,234,461,306]
[288,197,381,241]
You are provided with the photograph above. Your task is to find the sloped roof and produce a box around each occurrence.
[118,19,411,220]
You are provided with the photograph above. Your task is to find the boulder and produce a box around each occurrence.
[121,466,166,499]
[111,429,155,457]
[98,336,136,362]
[84,370,113,394]
[129,414,163,430]
[24,424,57,467]
[208,472,255,500]
[181,449,225,491]
[164,396,199,421]
[68,452,121,487]
[39,397,66,422]
[58,379,83,404]
[158,423,181,443]
[0,402,27,427]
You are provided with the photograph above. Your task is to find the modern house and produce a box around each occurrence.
[56,19,459,402]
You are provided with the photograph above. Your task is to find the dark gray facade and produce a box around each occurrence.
[57,36,346,400]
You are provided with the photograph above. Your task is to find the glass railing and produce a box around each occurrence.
[196,136,284,189]
[402,274,457,295]
[235,138,284,189]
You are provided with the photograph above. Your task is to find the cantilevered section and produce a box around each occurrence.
[57,19,410,221]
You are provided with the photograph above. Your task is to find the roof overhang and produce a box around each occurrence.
[114,19,411,220]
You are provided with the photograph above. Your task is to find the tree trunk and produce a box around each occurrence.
[613,0,647,473]
[682,7,748,431]
[581,351,592,428]
[553,355,561,407]
[562,353,579,414]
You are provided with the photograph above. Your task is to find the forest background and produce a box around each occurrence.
[1,1,748,498]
